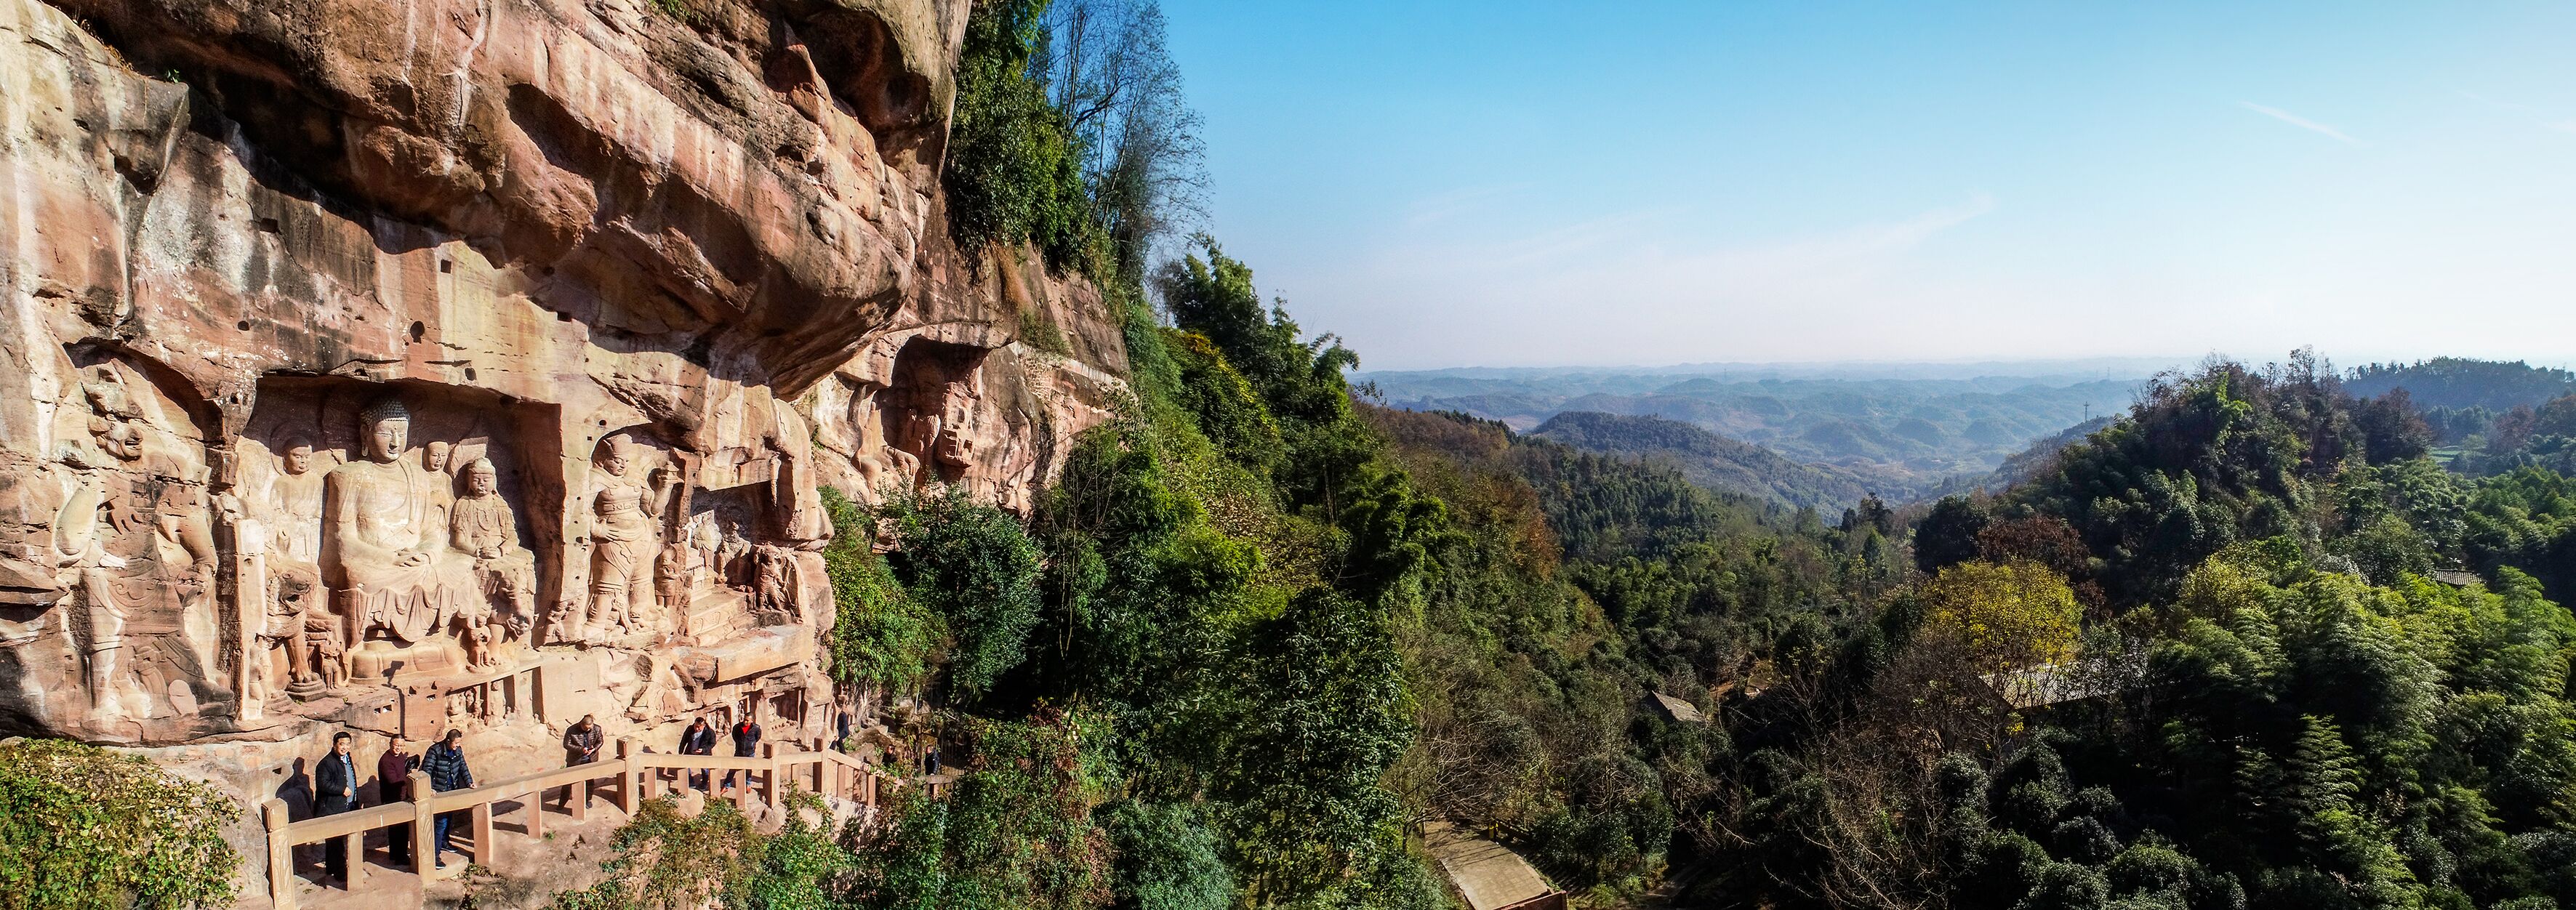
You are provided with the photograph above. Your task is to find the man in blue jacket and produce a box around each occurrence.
[422,730,474,868]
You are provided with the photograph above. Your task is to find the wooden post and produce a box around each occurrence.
[763,742,781,810]
[527,789,545,839]
[470,800,494,868]
[409,771,435,875]
[615,738,638,815]
[341,825,364,890]
[262,798,297,910]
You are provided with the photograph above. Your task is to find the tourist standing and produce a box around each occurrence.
[680,716,717,791]
[315,732,358,883]
[725,710,762,792]
[377,738,416,866]
[563,714,604,808]
[422,730,475,868]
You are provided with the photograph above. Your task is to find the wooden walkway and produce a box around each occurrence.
[259,738,903,909]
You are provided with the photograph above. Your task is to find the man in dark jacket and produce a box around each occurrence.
[723,711,762,791]
[563,714,604,808]
[377,738,416,866]
[679,717,716,791]
[315,732,359,882]
[422,730,474,868]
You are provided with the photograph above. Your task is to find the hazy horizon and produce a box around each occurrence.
[1165,1,2576,371]
[1355,352,2576,379]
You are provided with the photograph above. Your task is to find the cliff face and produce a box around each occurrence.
[0,0,1120,866]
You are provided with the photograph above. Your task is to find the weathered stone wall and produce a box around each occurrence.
[0,0,1125,897]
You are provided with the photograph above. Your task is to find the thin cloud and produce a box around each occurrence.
[2459,90,2576,135]
[2239,101,2364,145]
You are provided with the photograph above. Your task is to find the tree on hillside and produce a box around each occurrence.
[1915,495,1991,575]
[2354,388,2432,464]
[1038,0,1208,276]
[1917,560,2082,675]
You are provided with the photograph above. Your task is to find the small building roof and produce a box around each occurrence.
[1426,824,1565,910]
[1647,691,1705,723]
[1978,653,2145,711]
[2430,569,2482,588]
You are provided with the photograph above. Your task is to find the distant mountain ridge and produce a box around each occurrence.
[1367,362,2159,500]
[2344,357,2576,411]
[1531,411,1890,511]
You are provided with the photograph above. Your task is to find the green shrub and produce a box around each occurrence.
[0,738,238,910]
[822,487,943,695]
[846,710,1115,910]
[881,486,1046,700]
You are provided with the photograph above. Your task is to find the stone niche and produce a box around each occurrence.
[232,377,563,705]
[811,331,1075,515]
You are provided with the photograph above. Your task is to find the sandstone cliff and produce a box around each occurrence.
[0,0,1123,892]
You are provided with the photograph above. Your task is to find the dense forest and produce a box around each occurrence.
[545,2,2576,909]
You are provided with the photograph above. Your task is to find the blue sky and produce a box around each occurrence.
[1157,1,2576,371]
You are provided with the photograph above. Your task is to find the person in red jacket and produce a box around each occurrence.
[377,738,416,866]
[723,709,763,792]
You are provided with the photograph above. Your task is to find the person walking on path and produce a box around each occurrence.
[422,730,475,869]
[377,738,416,866]
[679,716,717,791]
[724,711,762,792]
[563,714,604,808]
[315,732,359,883]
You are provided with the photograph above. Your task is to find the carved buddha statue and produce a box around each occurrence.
[324,398,477,664]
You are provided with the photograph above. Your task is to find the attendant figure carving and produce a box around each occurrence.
[270,440,326,567]
[419,441,457,552]
[324,398,477,663]
[450,458,534,669]
[582,438,672,643]
[752,547,793,623]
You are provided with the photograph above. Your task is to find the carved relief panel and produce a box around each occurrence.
[236,380,554,696]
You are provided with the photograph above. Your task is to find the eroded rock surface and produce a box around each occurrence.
[0,0,1123,893]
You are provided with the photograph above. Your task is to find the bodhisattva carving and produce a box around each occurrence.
[451,458,535,672]
[52,475,217,725]
[581,438,674,643]
[324,399,476,668]
[271,441,326,566]
[421,441,456,552]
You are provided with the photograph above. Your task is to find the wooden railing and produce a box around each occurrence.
[259,738,899,910]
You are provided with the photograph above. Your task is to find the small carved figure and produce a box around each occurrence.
[81,367,145,463]
[460,621,496,673]
[717,526,753,587]
[309,613,346,689]
[751,547,794,622]
[656,541,691,612]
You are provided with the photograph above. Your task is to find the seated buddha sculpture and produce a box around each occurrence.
[324,398,478,667]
